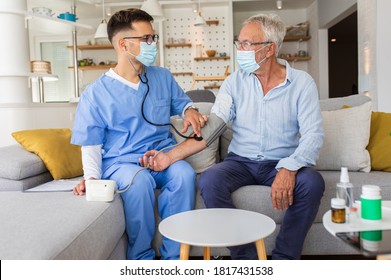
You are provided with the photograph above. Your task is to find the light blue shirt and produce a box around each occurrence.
[212,60,324,171]
[71,66,192,173]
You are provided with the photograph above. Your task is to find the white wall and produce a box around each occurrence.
[318,0,357,28]
[0,104,77,147]
[376,0,391,112]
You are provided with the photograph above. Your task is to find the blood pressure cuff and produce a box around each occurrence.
[201,113,227,147]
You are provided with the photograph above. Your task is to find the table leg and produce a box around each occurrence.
[255,239,267,260]
[377,254,391,260]
[204,247,211,260]
[180,243,190,260]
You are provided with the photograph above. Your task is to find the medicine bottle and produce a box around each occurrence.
[336,167,354,208]
[331,198,346,223]
[361,185,382,221]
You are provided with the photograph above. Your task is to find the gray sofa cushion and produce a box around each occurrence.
[0,191,125,259]
[0,172,52,191]
[0,145,47,180]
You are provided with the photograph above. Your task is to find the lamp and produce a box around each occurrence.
[192,3,198,13]
[106,7,112,17]
[140,0,165,21]
[276,0,283,10]
[95,0,108,39]
[194,0,205,26]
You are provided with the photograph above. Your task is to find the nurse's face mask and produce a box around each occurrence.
[123,34,159,67]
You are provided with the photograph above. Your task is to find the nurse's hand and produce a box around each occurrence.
[183,109,208,137]
[140,150,172,171]
[73,179,86,195]
[73,177,96,196]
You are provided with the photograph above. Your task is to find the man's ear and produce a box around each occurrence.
[115,38,126,52]
[266,43,276,58]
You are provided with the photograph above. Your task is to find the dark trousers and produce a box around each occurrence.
[199,153,325,260]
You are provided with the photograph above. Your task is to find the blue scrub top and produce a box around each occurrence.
[71,66,191,173]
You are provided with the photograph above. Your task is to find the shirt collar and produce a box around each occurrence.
[248,58,292,83]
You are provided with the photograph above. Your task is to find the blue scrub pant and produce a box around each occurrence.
[104,160,196,260]
[198,153,325,260]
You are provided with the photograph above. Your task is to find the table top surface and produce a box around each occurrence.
[323,201,391,235]
[158,208,276,247]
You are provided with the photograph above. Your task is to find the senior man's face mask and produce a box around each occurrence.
[236,43,271,74]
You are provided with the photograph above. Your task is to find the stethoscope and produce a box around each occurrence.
[137,67,203,141]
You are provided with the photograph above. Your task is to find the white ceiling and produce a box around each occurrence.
[27,0,316,19]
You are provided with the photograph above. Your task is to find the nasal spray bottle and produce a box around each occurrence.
[336,167,356,223]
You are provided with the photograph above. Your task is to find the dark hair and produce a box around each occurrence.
[107,8,154,43]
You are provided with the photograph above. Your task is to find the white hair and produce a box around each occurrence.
[243,13,286,55]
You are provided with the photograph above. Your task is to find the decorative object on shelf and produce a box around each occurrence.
[219,52,227,57]
[298,50,307,57]
[205,20,219,26]
[205,50,216,57]
[32,7,54,17]
[31,60,52,74]
[196,44,203,57]
[286,21,309,37]
[140,0,165,21]
[95,0,108,39]
[194,0,205,26]
[57,12,78,22]
[276,0,283,10]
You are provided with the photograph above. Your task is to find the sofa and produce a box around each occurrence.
[1,94,390,259]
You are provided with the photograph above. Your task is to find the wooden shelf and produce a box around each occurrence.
[165,43,192,48]
[283,36,311,42]
[172,72,193,76]
[206,20,219,26]
[67,44,113,50]
[68,64,116,71]
[194,56,230,61]
[281,56,311,62]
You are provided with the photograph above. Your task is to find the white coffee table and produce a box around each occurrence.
[158,208,276,260]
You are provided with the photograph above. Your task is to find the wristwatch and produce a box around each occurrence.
[185,105,199,112]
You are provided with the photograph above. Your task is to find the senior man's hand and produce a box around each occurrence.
[182,108,208,137]
[271,168,297,210]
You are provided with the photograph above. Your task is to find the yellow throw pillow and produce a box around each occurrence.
[367,112,391,172]
[12,128,83,179]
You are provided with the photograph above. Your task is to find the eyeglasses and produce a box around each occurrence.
[233,40,272,50]
[123,34,159,45]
